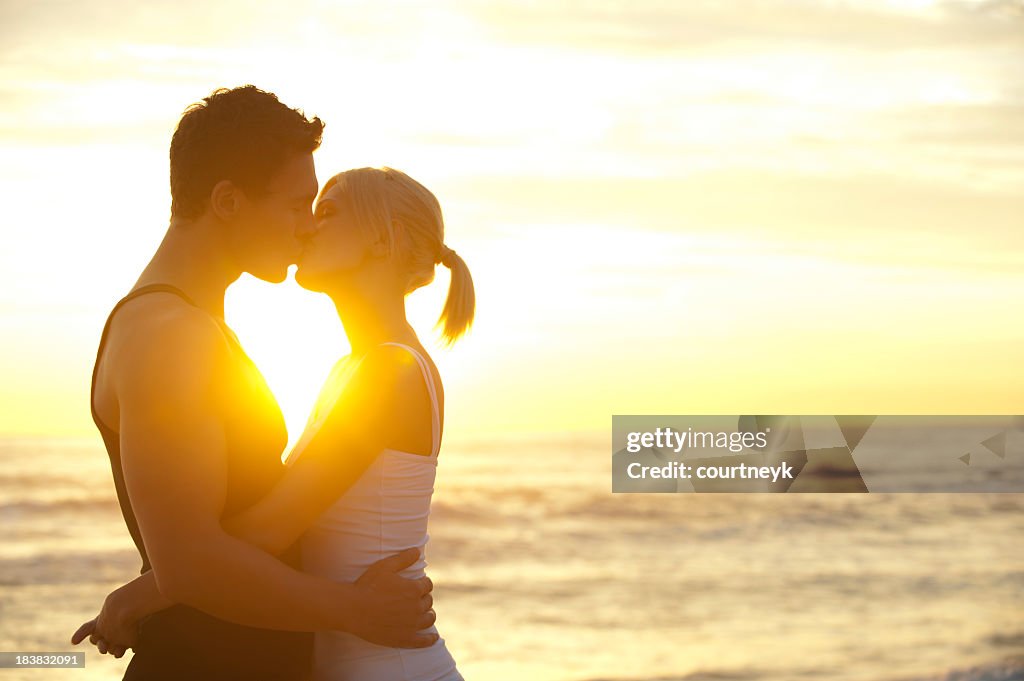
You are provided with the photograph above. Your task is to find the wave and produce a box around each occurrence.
[988,632,1024,649]
[575,659,1024,681]
[0,496,120,516]
[0,550,139,586]
[926,659,1024,681]
[579,671,764,681]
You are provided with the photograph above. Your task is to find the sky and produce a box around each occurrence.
[1,0,1022,441]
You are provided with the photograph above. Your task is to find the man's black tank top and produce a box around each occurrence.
[90,283,312,680]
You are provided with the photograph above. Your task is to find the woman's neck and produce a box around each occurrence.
[329,279,417,357]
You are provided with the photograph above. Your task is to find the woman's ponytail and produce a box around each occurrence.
[435,245,475,346]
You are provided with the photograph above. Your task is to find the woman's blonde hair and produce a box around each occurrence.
[321,166,475,345]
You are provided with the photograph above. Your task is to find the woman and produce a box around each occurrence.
[75,166,473,680]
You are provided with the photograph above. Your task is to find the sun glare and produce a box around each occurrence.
[223,266,468,449]
[225,273,345,451]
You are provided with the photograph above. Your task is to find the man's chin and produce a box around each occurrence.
[249,265,291,284]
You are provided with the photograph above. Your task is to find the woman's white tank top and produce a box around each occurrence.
[286,342,461,681]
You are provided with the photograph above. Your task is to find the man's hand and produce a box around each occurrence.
[346,548,437,648]
[70,618,128,659]
[70,588,141,659]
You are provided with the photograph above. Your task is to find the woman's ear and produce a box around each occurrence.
[369,229,390,257]
[209,180,241,221]
[391,219,413,253]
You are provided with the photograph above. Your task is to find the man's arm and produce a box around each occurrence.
[73,550,426,657]
[112,309,434,643]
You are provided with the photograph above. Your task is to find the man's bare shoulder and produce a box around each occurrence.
[109,294,234,403]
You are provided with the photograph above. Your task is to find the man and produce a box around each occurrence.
[76,85,436,679]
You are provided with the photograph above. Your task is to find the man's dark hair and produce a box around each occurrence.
[169,85,324,219]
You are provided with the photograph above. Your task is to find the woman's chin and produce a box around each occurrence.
[294,266,324,292]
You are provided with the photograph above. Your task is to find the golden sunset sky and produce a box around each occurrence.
[1,0,1022,441]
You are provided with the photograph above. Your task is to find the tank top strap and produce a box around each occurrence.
[377,342,442,458]
[90,283,237,433]
[122,283,199,307]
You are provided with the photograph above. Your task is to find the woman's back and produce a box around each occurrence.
[288,342,461,681]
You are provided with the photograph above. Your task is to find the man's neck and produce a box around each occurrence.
[134,217,241,318]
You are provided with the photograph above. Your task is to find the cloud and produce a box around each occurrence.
[461,0,1024,54]
[879,102,1024,147]
[446,169,1024,274]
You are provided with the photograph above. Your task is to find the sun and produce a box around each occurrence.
[225,271,347,452]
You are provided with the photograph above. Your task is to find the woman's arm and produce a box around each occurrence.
[223,344,421,554]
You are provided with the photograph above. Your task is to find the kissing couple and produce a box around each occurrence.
[72,85,472,681]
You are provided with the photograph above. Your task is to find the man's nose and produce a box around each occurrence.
[295,211,316,239]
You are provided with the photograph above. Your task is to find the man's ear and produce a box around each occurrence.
[209,180,242,220]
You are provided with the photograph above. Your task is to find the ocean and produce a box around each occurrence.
[0,434,1022,681]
